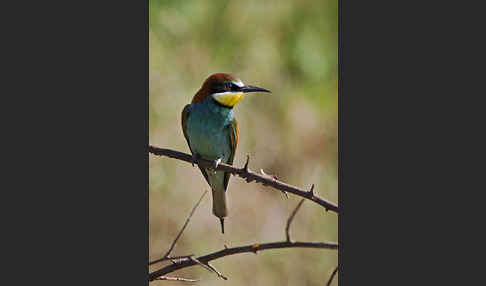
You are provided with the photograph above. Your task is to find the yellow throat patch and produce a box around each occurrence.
[212,92,245,107]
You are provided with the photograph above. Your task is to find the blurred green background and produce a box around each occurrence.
[149,0,338,285]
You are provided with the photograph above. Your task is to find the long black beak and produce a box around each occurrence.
[241,85,271,94]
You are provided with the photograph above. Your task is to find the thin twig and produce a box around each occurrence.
[163,190,207,257]
[286,199,305,242]
[156,276,198,282]
[326,265,338,286]
[149,255,194,265]
[190,257,228,280]
[206,262,227,280]
[148,145,338,213]
[149,241,338,281]
[149,190,207,266]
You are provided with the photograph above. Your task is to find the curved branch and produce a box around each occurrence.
[326,265,339,286]
[149,241,338,281]
[286,199,305,242]
[148,145,339,213]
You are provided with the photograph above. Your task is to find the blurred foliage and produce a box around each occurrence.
[149,0,337,285]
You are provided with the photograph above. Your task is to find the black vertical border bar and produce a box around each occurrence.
[3,0,151,284]
[143,0,150,282]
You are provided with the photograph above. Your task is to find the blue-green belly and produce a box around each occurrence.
[185,100,234,191]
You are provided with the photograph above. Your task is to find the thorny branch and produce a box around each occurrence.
[148,145,338,282]
[149,241,338,281]
[148,145,339,213]
[149,196,338,282]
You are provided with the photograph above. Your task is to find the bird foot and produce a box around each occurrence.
[213,158,222,169]
[209,158,222,173]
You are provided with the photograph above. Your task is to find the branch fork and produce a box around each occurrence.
[148,145,338,283]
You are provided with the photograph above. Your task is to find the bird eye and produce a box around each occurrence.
[225,82,232,90]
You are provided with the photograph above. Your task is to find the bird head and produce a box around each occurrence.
[192,73,271,108]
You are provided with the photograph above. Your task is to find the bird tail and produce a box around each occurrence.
[211,188,227,233]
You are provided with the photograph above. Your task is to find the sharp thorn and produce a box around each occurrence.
[309,184,315,196]
[243,155,250,172]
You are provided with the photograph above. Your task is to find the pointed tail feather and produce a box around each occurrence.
[211,188,227,233]
[219,218,225,234]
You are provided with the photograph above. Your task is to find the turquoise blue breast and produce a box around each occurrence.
[185,97,234,163]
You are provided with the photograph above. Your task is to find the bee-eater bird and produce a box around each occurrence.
[181,73,271,234]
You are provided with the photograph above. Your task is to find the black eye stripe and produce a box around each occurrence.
[213,82,240,93]
[230,83,240,91]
